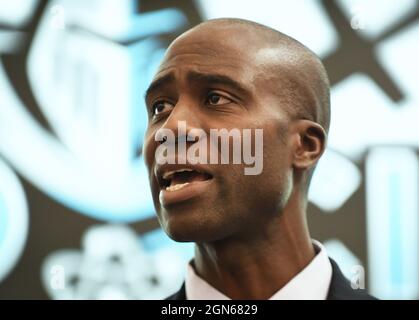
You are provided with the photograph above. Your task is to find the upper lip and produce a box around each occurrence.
[155,163,214,189]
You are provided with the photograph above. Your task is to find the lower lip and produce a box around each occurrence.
[159,179,213,206]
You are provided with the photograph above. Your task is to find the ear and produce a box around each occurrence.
[291,120,327,170]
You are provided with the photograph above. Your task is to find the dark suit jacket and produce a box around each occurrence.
[166,259,377,300]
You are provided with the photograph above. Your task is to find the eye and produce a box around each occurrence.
[206,92,232,106]
[152,100,174,116]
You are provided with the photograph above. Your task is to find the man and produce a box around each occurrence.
[142,18,376,300]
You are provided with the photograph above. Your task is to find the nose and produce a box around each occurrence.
[156,98,204,145]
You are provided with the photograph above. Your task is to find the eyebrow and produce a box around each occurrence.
[144,73,175,102]
[144,70,249,102]
[186,71,249,97]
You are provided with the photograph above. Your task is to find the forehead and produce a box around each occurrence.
[154,30,259,84]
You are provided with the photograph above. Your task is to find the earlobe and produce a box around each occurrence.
[292,120,326,170]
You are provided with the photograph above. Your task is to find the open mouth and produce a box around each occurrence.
[160,168,213,192]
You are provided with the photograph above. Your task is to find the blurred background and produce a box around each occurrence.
[0,0,418,300]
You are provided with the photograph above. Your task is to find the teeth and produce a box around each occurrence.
[165,182,190,192]
[163,168,194,180]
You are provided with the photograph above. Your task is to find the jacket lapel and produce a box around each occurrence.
[165,282,186,300]
[327,258,376,300]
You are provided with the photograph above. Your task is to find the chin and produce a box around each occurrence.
[162,216,229,243]
[164,225,206,242]
[157,198,238,242]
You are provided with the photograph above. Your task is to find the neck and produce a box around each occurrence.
[193,191,315,299]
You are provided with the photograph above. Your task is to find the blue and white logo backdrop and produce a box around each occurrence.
[0,0,418,299]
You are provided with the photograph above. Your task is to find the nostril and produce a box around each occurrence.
[187,128,205,143]
[155,130,169,144]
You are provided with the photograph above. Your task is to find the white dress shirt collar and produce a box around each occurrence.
[185,239,332,300]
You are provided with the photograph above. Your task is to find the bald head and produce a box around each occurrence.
[169,18,331,133]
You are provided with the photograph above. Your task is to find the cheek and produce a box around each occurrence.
[247,129,293,210]
[143,130,157,169]
[143,130,162,204]
[219,117,293,211]
[238,163,291,219]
